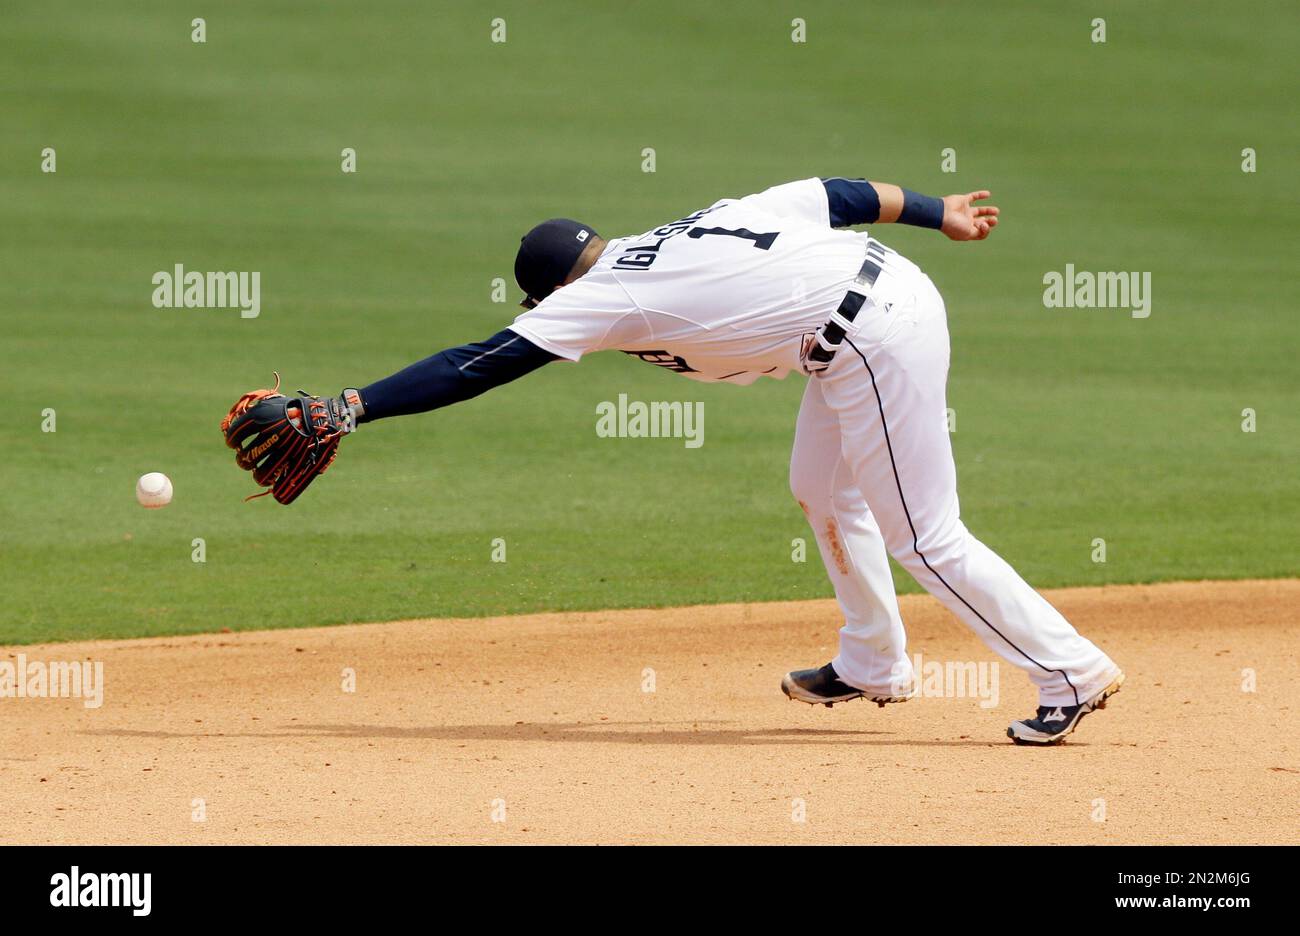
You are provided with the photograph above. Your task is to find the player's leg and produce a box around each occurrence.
[819,275,1119,707]
[789,375,912,695]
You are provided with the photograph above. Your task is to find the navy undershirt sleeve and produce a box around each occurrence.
[359,328,559,421]
[822,177,882,227]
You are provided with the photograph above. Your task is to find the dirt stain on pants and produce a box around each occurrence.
[824,516,850,575]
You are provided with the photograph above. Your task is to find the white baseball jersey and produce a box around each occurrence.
[508,178,879,384]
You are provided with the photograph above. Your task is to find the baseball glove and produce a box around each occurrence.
[220,374,352,504]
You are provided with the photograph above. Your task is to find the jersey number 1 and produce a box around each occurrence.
[687,226,779,250]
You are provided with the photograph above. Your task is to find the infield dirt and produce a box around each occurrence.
[2,579,1296,845]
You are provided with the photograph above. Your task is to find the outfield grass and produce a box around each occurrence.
[2,1,1296,643]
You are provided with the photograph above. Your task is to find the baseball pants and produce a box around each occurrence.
[789,261,1118,706]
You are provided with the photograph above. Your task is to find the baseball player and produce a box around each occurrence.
[222,177,1123,744]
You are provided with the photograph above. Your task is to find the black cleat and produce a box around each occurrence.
[1007,672,1125,745]
[781,662,910,708]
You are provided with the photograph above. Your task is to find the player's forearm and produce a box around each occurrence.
[353,329,558,422]
[821,178,944,230]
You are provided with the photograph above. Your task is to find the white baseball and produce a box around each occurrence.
[135,472,173,509]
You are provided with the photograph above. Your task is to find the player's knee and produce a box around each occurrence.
[790,465,832,514]
[788,463,830,512]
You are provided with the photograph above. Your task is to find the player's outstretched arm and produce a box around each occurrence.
[344,328,560,423]
[822,178,1000,241]
[219,329,556,504]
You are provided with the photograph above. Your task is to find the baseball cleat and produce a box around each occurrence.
[1007,671,1125,745]
[781,662,910,708]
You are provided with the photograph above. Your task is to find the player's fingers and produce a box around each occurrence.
[969,190,992,202]
[975,206,1000,217]
[983,216,1000,228]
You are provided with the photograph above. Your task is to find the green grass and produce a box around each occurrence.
[1,1,1296,643]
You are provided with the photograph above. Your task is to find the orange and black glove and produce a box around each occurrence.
[220,375,359,505]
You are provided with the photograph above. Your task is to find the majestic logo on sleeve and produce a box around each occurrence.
[622,350,698,373]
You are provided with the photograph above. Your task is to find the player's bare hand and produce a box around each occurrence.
[941,191,1000,241]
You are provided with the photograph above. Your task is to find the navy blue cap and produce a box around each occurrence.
[514,218,598,308]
